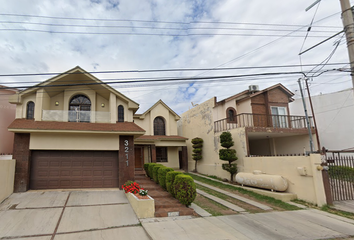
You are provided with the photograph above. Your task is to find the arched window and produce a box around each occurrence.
[118,105,124,122]
[226,107,237,123]
[69,94,91,122]
[26,101,35,119]
[154,117,165,135]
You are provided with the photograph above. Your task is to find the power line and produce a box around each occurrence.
[0,63,348,78]
[0,69,344,91]
[0,20,341,34]
[0,13,343,28]
[0,28,336,38]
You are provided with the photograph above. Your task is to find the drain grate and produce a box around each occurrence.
[9,204,18,210]
[168,211,180,217]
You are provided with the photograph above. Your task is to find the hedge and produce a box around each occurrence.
[152,164,164,183]
[158,167,174,190]
[147,163,158,178]
[166,171,183,196]
[143,163,150,176]
[173,174,196,206]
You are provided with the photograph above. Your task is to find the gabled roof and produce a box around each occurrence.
[0,85,18,93]
[134,99,180,120]
[217,83,294,104]
[249,83,294,99]
[10,66,139,111]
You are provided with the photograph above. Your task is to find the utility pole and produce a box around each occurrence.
[340,0,354,87]
[298,78,315,153]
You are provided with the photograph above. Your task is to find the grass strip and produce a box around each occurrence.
[193,194,233,216]
[187,173,300,211]
[293,199,354,220]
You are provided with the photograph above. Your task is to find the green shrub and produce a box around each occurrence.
[191,137,203,172]
[158,167,174,190]
[166,171,183,196]
[143,163,150,175]
[152,164,164,183]
[329,165,354,183]
[173,174,196,206]
[147,163,158,178]
[219,132,238,182]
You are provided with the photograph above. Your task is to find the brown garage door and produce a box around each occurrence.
[30,150,119,189]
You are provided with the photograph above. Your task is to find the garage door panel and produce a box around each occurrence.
[31,151,119,189]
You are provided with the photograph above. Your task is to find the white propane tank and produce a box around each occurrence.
[236,171,288,192]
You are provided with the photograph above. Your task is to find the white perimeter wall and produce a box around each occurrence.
[243,154,326,206]
[0,159,15,203]
[290,88,354,150]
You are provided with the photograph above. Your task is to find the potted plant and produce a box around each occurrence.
[122,181,155,218]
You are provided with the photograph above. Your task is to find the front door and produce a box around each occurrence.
[134,146,144,169]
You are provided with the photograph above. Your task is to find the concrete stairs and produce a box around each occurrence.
[134,170,197,218]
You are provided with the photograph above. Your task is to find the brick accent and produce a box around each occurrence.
[13,133,31,192]
[151,145,156,163]
[268,88,290,103]
[119,135,135,188]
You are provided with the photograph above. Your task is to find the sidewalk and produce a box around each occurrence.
[142,209,354,240]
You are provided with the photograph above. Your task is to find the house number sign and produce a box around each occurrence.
[124,140,129,166]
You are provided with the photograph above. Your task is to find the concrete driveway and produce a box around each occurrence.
[0,189,150,240]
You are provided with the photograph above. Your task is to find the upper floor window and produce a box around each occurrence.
[69,95,91,122]
[26,101,35,119]
[118,105,124,122]
[154,117,165,135]
[271,106,288,128]
[226,107,237,123]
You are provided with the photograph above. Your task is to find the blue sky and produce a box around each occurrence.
[0,0,352,114]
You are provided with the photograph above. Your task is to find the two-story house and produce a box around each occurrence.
[178,84,317,179]
[0,85,17,157]
[8,66,187,192]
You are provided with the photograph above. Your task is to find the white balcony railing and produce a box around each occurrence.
[42,110,111,123]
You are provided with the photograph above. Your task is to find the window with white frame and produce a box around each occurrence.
[271,106,288,128]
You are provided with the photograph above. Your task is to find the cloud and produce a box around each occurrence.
[0,0,351,115]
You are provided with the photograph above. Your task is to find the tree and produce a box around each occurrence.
[191,137,203,172]
[219,132,238,182]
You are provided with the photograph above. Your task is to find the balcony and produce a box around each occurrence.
[214,113,313,132]
[42,110,111,123]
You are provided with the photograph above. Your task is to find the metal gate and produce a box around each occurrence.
[326,154,354,201]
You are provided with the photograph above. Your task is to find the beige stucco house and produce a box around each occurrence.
[134,100,188,170]
[178,84,318,179]
[0,86,17,156]
[8,66,187,192]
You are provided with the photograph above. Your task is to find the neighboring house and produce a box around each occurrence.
[290,88,354,151]
[134,100,188,170]
[0,86,17,156]
[178,84,317,179]
[8,66,187,192]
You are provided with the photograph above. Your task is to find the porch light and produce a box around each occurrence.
[55,101,59,106]
[101,103,105,108]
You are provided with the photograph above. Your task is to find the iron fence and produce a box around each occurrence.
[327,155,354,201]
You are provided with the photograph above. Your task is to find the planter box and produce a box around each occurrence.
[125,192,155,218]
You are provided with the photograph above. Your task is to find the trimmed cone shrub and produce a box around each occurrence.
[153,164,164,183]
[166,171,183,196]
[173,174,196,206]
[219,132,238,182]
[148,163,158,178]
[158,167,174,190]
[191,137,203,172]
